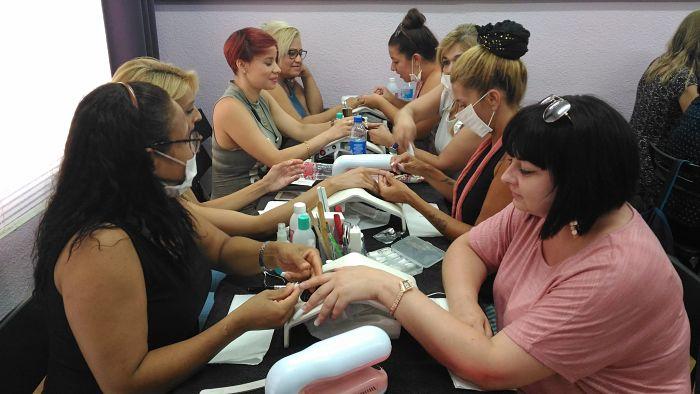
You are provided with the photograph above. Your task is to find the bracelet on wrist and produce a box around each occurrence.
[258,241,271,273]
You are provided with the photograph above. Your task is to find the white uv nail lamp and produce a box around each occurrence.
[266,325,391,394]
[310,187,406,232]
[283,252,417,348]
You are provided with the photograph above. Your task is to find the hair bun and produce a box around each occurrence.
[401,8,426,30]
[477,20,530,60]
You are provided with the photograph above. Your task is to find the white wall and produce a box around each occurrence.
[155,1,697,124]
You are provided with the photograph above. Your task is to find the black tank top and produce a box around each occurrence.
[43,222,211,393]
[454,146,506,226]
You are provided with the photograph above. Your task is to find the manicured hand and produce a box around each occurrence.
[299,266,399,326]
[390,153,431,177]
[263,159,304,192]
[373,85,394,101]
[235,284,300,330]
[267,242,323,281]
[324,167,381,194]
[377,171,414,204]
[368,123,395,147]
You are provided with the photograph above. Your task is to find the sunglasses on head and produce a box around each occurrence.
[540,94,572,123]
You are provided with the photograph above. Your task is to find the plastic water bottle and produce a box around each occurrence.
[386,77,400,98]
[292,213,316,248]
[289,202,306,242]
[302,161,333,180]
[348,115,367,155]
[401,81,415,101]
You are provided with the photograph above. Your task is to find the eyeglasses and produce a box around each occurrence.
[287,49,308,60]
[150,130,203,154]
[540,95,572,123]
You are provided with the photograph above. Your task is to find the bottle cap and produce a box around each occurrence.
[353,115,363,123]
[293,202,306,213]
[298,213,310,230]
[336,112,343,119]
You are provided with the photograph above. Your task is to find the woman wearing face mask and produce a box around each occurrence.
[369,24,485,176]
[300,95,691,392]
[262,21,361,123]
[213,27,353,213]
[34,82,322,393]
[359,8,441,151]
[112,57,305,211]
[378,21,530,241]
[113,57,382,238]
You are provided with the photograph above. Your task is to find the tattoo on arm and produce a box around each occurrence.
[427,209,448,233]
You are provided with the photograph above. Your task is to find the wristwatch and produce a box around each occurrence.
[389,279,414,316]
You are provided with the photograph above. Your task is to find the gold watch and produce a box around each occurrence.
[389,279,414,316]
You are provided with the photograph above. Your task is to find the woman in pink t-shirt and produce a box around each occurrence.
[301,95,691,392]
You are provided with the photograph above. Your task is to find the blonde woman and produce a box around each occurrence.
[113,57,380,237]
[630,9,699,207]
[378,21,529,241]
[262,20,359,123]
[112,57,303,211]
[370,24,483,175]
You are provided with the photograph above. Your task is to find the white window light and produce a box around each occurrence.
[0,1,111,238]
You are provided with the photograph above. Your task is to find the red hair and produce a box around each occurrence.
[224,27,278,74]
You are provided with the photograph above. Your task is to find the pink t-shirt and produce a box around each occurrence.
[469,204,691,393]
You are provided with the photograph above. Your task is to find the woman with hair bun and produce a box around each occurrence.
[360,8,442,150]
[377,20,530,241]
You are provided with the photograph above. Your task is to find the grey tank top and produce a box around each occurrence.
[211,82,282,214]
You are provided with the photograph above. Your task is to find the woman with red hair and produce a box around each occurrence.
[213,27,351,213]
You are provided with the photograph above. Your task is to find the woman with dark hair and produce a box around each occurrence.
[299,95,690,391]
[360,8,442,150]
[35,82,321,393]
[630,9,699,208]
[213,27,355,213]
[375,20,530,241]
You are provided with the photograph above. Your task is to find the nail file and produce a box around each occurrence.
[199,378,266,394]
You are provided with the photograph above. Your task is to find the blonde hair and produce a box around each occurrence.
[451,45,527,105]
[644,9,700,84]
[112,57,199,102]
[261,20,300,63]
[436,24,478,67]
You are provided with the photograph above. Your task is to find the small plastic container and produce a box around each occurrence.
[302,161,333,180]
[391,236,445,268]
[367,236,445,275]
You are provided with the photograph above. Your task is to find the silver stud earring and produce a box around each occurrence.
[569,220,579,237]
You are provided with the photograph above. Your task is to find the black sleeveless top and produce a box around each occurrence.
[454,146,506,226]
[43,222,211,393]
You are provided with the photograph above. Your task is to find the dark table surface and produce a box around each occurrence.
[175,183,507,394]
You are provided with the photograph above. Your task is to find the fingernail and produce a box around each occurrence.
[313,318,320,327]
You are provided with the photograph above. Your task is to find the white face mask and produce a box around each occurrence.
[440,73,451,92]
[454,92,495,138]
[154,150,198,197]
